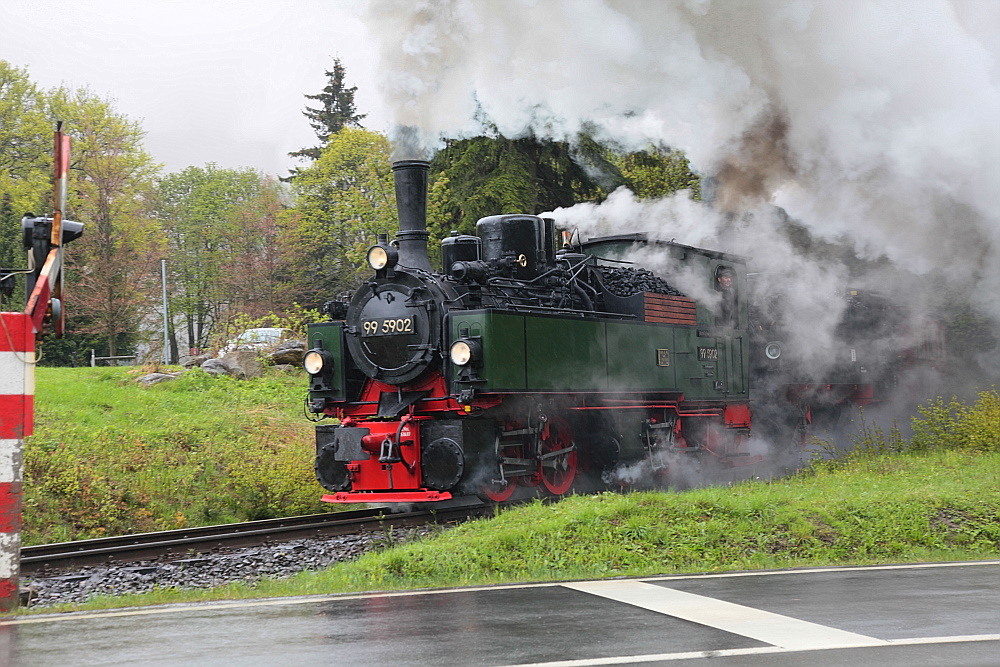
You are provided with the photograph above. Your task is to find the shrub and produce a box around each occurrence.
[911,389,1000,454]
[812,389,1000,469]
[211,305,326,352]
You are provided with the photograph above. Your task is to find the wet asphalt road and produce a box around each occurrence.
[3,561,998,666]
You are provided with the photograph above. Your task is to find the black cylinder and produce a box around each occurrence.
[392,160,432,271]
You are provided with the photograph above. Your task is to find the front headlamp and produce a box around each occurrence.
[450,341,472,366]
[367,243,398,271]
[450,339,481,366]
[764,342,782,360]
[304,349,332,375]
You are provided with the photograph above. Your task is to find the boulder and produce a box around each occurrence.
[137,371,184,386]
[220,350,264,379]
[269,340,306,366]
[200,358,229,376]
[181,354,211,368]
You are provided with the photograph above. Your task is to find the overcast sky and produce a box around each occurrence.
[0,0,388,177]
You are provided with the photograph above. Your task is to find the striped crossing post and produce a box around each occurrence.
[0,124,76,612]
[0,312,32,612]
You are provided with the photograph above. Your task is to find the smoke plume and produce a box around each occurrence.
[364,0,1000,384]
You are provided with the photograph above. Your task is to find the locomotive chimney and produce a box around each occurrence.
[392,160,432,271]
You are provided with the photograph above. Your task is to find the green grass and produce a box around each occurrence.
[20,448,1000,615]
[17,379,1000,615]
[23,366,332,545]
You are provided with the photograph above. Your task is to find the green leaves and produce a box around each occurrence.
[911,390,1000,454]
[285,127,394,299]
[154,164,286,349]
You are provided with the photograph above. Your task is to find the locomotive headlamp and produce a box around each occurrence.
[367,243,398,272]
[449,339,481,366]
[764,342,782,360]
[304,349,333,375]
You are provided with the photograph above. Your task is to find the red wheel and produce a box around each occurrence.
[481,478,516,502]
[539,417,578,495]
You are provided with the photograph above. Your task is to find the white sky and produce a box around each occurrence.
[0,0,389,177]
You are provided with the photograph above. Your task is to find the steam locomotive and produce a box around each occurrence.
[304,160,760,503]
[303,160,938,503]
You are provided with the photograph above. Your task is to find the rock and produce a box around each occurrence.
[181,354,210,368]
[200,358,229,376]
[269,340,305,366]
[272,364,297,373]
[221,350,264,379]
[137,372,183,386]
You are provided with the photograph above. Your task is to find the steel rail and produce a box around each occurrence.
[21,503,493,574]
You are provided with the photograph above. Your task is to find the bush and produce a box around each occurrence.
[911,389,1000,454]
[211,305,326,353]
[811,389,1000,471]
[23,367,334,545]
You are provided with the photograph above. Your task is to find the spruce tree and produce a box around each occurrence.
[289,58,366,162]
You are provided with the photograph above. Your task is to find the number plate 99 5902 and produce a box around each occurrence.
[362,317,414,336]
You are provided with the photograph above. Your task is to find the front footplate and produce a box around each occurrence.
[322,490,454,503]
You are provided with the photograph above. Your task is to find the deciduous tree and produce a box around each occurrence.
[284,127,394,303]
[48,86,163,358]
[155,165,290,352]
[0,61,53,310]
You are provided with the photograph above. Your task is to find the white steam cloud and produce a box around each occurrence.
[363,0,1000,378]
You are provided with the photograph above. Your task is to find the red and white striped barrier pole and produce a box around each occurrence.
[0,312,32,612]
[0,125,74,612]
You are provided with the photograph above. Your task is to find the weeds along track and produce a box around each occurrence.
[21,502,494,575]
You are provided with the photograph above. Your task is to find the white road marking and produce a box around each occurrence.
[640,559,1000,583]
[563,580,884,650]
[5,560,997,625]
[490,635,1000,667]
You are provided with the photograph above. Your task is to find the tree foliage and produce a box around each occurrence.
[0,61,52,310]
[289,58,366,163]
[610,145,701,200]
[428,125,702,242]
[284,127,394,302]
[427,129,616,237]
[0,61,51,204]
[47,87,162,360]
[154,165,288,354]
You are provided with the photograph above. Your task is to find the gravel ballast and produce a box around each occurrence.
[21,530,425,608]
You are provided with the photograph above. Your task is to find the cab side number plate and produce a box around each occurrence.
[698,347,719,361]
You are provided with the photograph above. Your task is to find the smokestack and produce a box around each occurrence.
[392,160,432,271]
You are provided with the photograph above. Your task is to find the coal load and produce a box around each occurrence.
[599,266,684,297]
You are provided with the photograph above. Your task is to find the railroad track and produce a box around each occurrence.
[21,500,494,574]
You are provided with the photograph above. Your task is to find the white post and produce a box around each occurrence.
[0,312,34,611]
[161,259,169,365]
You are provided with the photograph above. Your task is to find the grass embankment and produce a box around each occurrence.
[20,373,1000,615]
[26,448,1000,614]
[25,366,331,545]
